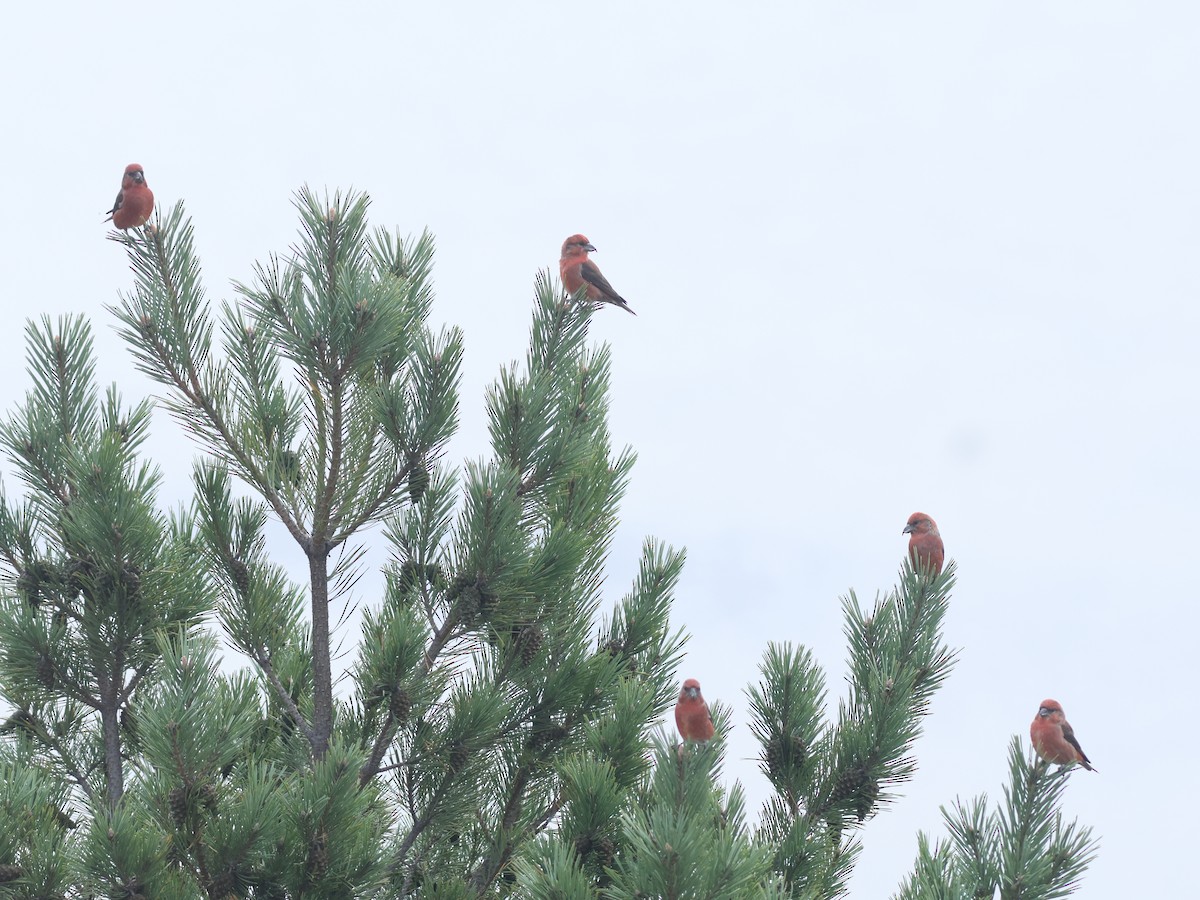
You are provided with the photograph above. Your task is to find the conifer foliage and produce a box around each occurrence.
[894,738,1097,900]
[0,193,1096,898]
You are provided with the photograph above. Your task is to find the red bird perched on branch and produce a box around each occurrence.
[1030,699,1096,771]
[675,678,714,743]
[559,234,637,316]
[105,164,154,229]
[903,512,944,575]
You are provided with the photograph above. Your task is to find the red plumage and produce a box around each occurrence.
[559,234,636,316]
[105,163,154,230]
[674,678,715,743]
[1030,698,1095,771]
[903,512,944,575]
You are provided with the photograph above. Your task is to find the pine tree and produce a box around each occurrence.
[0,313,211,812]
[110,191,683,896]
[0,191,1097,898]
[893,739,1097,900]
[747,565,959,895]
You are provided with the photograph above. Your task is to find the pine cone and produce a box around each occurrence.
[36,654,55,688]
[364,682,387,711]
[208,867,235,898]
[829,764,877,822]
[166,837,189,866]
[396,560,421,594]
[518,625,544,666]
[199,782,219,812]
[446,573,477,622]
[389,688,412,724]
[914,665,932,688]
[531,720,568,751]
[38,559,60,585]
[229,559,251,595]
[0,865,23,883]
[23,560,65,608]
[168,786,188,826]
[477,580,499,615]
[529,713,550,749]
[407,460,430,503]
[276,449,301,488]
[16,568,42,606]
[448,740,470,774]
[307,831,329,880]
[829,765,865,804]
[121,563,142,600]
[95,570,117,600]
[0,709,38,737]
[446,572,472,597]
[354,299,377,328]
[457,585,482,624]
[792,735,807,768]
[597,837,616,867]
[66,557,97,600]
[855,777,879,821]
[766,736,784,778]
[395,561,441,595]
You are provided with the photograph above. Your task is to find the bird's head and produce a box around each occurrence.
[681,678,702,700]
[123,164,146,186]
[561,234,596,256]
[903,512,937,535]
[1037,699,1063,720]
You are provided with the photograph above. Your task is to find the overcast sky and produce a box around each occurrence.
[3,2,1197,896]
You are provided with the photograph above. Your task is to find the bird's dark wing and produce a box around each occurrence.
[1061,722,1092,767]
[105,189,124,220]
[579,259,625,303]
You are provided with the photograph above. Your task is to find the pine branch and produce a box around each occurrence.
[108,207,313,551]
[252,648,317,745]
[2,708,98,808]
[894,738,1098,900]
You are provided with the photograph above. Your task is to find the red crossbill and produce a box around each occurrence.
[903,512,944,575]
[1030,698,1095,771]
[675,678,714,743]
[105,163,154,230]
[559,234,636,316]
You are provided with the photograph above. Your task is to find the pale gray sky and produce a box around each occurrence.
[3,2,1196,896]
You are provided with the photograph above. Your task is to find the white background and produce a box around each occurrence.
[2,3,1195,896]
